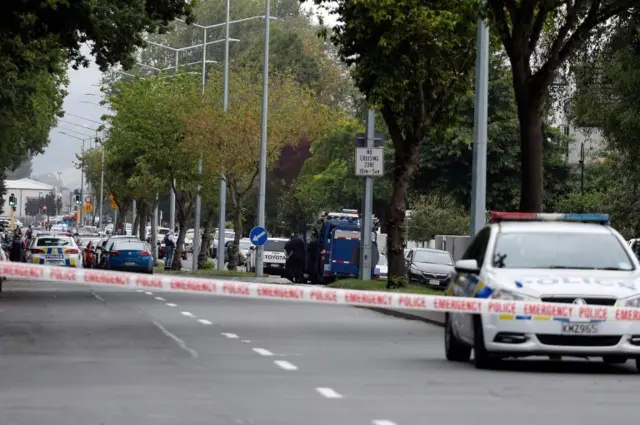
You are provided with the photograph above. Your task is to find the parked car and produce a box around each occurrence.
[104,239,154,274]
[406,248,454,288]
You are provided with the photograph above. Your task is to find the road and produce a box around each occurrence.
[0,279,639,425]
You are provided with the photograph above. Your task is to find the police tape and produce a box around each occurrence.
[2,262,640,322]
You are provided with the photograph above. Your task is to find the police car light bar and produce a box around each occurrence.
[342,209,358,214]
[490,212,609,225]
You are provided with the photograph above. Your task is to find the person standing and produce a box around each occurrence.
[284,233,305,283]
[164,230,176,271]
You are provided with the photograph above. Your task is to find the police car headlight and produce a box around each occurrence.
[491,289,536,301]
[620,295,640,308]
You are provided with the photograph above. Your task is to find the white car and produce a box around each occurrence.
[245,238,287,275]
[27,235,82,267]
[444,212,640,371]
[377,253,388,280]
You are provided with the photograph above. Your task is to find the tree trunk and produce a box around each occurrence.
[386,139,421,287]
[227,183,243,271]
[514,85,545,212]
[139,203,148,242]
[198,208,213,269]
[132,201,141,238]
[172,219,187,271]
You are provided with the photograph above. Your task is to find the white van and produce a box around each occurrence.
[245,237,288,275]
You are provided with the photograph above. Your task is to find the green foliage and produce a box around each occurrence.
[7,158,33,180]
[408,195,469,242]
[483,0,634,211]
[24,192,62,217]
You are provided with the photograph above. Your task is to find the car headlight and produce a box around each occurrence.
[619,295,640,308]
[490,289,536,301]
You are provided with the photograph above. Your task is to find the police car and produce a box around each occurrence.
[27,235,82,267]
[444,212,640,370]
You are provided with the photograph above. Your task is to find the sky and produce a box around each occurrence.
[33,4,339,189]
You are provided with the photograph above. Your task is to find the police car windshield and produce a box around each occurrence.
[413,250,453,265]
[37,237,72,247]
[264,240,286,252]
[492,232,635,270]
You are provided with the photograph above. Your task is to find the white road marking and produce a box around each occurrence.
[150,318,198,358]
[198,319,213,325]
[166,303,177,307]
[241,340,251,343]
[221,333,239,339]
[316,387,343,399]
[144,291,153,295]
[252,348,274,356]
[274,360,297,371]
[154,297,166,301]
[136,289,144,292]
[91,292,107,305]
[372,421,397,425]
[181,311,195,317]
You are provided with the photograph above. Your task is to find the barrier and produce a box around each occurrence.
[1,262,640,322]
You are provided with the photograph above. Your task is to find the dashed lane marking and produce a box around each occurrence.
[372,421,397,425]
[198,319,213,325]
[241,340,251,343]
[252,348,274,356]
[316,388,343,399]
[166,303,177,307]
[221,333,239,339]
[155,297,166,301]
[136,289,144,292]
[274,360,297,371]
[144,292,153,295]
[181,311,195,317]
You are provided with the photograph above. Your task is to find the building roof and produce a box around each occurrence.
[6,178,54,191]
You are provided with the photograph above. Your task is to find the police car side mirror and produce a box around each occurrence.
[454,259,480,274]
[249,246,255,250]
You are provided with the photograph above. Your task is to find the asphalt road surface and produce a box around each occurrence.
[0,279,639,425]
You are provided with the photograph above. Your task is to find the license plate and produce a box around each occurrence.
[561,322,599,335]
[125,261,136,266]
[46,255,64,260]
[429,279,440,285]
[46,260,64,265]
[269,263,282,268]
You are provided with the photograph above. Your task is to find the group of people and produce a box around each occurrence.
[3,225,32,262]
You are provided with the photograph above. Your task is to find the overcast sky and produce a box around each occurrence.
[33,5,339,189]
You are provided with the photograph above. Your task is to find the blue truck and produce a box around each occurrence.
[302,209,380,284]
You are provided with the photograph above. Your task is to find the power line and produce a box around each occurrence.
[59,119,99,132]
[63,112,102,125]
[57,126,93,138]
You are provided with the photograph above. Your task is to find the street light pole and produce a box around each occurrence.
[79,139,86,226]
[469,14,489,236]
[99,144,105,229]
[217,0,231,272]
[255,0,271,278]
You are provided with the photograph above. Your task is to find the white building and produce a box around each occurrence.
[3,178,55,219]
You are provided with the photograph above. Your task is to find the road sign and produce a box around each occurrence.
[110,201,118,209]
[355,147,384,177]
[84,203,94,213]
[355,132,385,147]
[249,226,268,246]
[84,196,92,204]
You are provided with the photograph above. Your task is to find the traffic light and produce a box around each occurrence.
[74,194,81,205]
[8,193,16,207]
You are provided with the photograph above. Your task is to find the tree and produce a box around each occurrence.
[485,0,635,212]
[412,53,572,212]
[408,195,469,243]
[183,67,333,270]
[310,0,478,286]
[103,73,203,265]
[24,192,62,217]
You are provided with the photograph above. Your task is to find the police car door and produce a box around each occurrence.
[450,226,492,343]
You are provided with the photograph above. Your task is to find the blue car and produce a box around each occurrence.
[105,240,153,274]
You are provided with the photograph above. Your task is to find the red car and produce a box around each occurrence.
[78,237,101,268]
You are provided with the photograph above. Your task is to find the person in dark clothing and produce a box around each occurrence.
[10,229,24,262]
[284,233,305,283]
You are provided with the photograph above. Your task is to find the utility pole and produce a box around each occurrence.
[79,139,86,226]
[99,145,104,228]
[469,14,489,237]
[255,0,271,278]
[358,110,375,280]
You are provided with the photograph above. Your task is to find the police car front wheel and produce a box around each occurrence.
[444,314,471,362]
[473,315,500,370]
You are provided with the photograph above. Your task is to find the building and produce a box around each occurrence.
[3,178,55,219]
[558,122,605,164]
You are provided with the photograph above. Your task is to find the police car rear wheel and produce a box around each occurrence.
[445,314,471,362]
[635,357,640,372]
[602,355,627,364]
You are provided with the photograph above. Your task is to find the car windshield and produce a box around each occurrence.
[114,241,146,251]
[264,240,286,252]
[378,254,388,266]
[78,238,100,247]
[158,229,170,235]
[492,232,635,270]
[413,250,453,265]
[37,237,72,247]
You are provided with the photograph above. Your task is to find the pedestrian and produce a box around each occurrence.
[164,230,176,270]
[284,233,305,283]
[10,228,23,262]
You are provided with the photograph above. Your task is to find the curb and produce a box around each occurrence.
[362,307,445,327]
